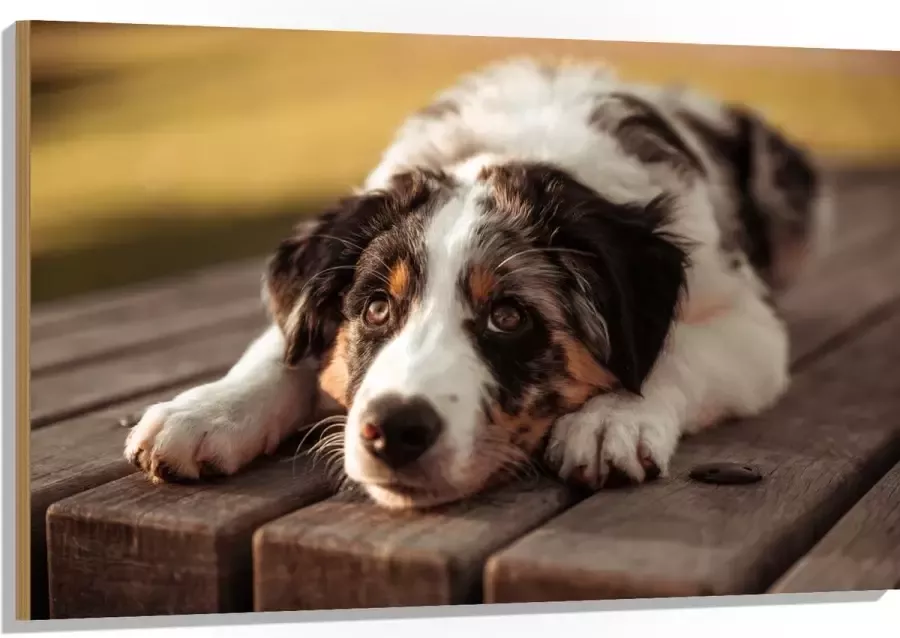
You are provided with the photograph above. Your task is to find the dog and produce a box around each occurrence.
[124,57,832,510]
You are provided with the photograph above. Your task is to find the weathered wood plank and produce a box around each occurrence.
[782,229,900,364]
[46,450,333,619]
[483,309,900,603]
[30,313,266,428]
[30,384,217,620]
[252,479,575,611]
[769,461,900,593]
[31,256,265,339]
[31,297,263,376]
[779,174,900,362]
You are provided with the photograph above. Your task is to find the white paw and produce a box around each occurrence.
[545,393,681,489]
[123,381,278,483]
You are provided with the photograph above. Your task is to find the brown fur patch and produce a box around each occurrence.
[467,264,496,304]
[487,402,553,454]
[316,325,351,415]
[556,334,618,407]
[388,260,412,299]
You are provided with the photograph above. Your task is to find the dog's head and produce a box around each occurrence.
[264,160,689,509]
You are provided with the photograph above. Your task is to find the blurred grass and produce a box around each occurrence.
[29,21,900,304]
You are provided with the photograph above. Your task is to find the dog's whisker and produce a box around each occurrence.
[295,416,347,451]
[310,233,368,254]
[295,265,358,300]
[493,246,595,274]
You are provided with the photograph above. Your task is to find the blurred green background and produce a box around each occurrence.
[29,21,900,304]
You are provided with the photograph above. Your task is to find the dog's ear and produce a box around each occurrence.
[544,182,690,395]
[263,170,447,367]
[263,195,381,367]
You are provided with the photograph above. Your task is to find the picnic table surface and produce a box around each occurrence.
[30,166,900,620]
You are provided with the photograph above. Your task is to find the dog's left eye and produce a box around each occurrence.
[487,300,528,334]
[363,296,391,326]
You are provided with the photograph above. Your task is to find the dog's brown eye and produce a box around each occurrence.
[364,297,391,326]
[487,301,525,334]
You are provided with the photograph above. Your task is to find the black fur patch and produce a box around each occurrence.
[475,162,691,396]
[590,93,705,175]
[679,106,819,287]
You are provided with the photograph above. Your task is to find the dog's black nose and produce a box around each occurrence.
[359,394,443,469]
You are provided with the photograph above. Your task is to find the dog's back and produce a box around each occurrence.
[365,57,832,294]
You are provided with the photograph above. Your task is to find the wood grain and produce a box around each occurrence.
[30,256,264,339]
[30,383,219,619]
[252,479,576,611]
[769,461,900,593]
[46,450,333,619]
[484,310,900,603]
[30,313,266,428]
[31,297,264,375]
[779,175,900,362]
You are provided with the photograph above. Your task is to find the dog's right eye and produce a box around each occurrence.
[486,299,530,335]
[363,296,391,326]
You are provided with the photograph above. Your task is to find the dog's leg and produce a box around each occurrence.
[546,290,789,487]
[124,324,318,481]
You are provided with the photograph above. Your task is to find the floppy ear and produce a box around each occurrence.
[263,169,447,367]
[549,188,691,395]
[263,195,382,367]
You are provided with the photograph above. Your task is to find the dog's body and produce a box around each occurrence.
[125,58,832,509]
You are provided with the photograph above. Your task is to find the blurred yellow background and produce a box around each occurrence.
[29,21,900,303]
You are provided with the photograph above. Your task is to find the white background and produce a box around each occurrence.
[2,0,898,635]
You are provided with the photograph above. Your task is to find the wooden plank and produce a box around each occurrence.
[31,296,263,376]
[45,450,333,619]
[798,173,900,264]
[784,222,900,363]
[779,174,900,362]
[30,384,216,620]
[30,312,266,428]
[769,461,900,593]
[30,256,265,339]
[252,479,576,611]
[483,308,900,603]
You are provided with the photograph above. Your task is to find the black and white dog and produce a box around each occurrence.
[125,58,832,510]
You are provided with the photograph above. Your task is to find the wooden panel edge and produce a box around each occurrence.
[16,19,32,622]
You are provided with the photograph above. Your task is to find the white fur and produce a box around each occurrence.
[344,185,495,501]
[124,325,315,478]
[125,58,823,506]
[546,286,790,484]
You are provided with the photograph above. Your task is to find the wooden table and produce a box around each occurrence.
[30,167,900,620]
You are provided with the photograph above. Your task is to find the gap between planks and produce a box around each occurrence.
[768,459,900,593]
[31,258,267,374]
[30,313,268,428]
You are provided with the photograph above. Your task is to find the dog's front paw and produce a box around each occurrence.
[545,394,681,490]
[124,382,269,484]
